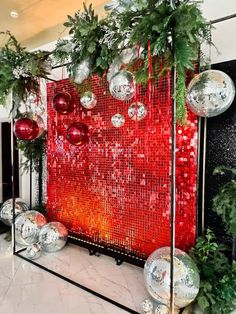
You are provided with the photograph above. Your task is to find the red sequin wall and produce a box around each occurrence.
[46,73,198,258]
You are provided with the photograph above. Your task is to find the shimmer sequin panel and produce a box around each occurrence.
[46,74,198,258]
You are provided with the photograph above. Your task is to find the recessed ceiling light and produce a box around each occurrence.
[10,11,19,19]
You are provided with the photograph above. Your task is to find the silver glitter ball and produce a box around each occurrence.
[111,113,125,128]
[15,210,47,245]
[80,91,97,109]
[0,198,29,226]
[140,298,154,314]
[73,59,90,85]
[39,222,68,253]
[25,243,42,260]
[109,70,135,101]
[144,247,200,309]
[128,102,147,121]
[187,70,235,117]
[154,304,169,314]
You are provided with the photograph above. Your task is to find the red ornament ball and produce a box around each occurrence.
[14,118,39,140]
[53,92,75,115]
[66,122,89,146]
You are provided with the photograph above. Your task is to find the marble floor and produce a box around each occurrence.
[0,234,148,314]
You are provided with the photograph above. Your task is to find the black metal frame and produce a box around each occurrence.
[10,11,236,314]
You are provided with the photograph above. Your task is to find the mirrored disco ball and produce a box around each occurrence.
[15,210,47,245]
[109,70,135,101]
[80,91,97,109]
[187,70,235,117]
[25,243,42,260]
[154,304,169,314]
[140,298,154,314]
[111,113,125,128]
[144,247,200,309]
[39,222,68,253]
[0,198,29,226]
[128,102,147,121]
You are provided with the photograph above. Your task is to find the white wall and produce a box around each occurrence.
[201,0,236,64]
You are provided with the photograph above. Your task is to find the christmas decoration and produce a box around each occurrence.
[66,122,89,146]
[53,92,75,115]
[14,117,39,140]
[187,70,235,117]
[25,243,42,260]
[80,91,97,109]
[128,102,147,121]
[144,247,200,309]
[109,70,135,101]
[111,113,125,128]
[140,298,154,314]
[15,210,47,245]
[39,222,68,253]
[0,198,29,226]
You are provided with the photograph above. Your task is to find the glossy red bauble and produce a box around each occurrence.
[66,122,89,146]
[14,118,39,140]
[53,92,75,115]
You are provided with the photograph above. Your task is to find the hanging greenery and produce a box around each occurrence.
[0,31,51,111]
[54,0,211,124]
[17,131,47,173]
[0,1,211,124]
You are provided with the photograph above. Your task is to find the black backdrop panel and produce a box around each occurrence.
[205,60,236,244]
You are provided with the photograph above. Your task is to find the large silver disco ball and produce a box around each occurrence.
[144,247,200,309]
[39,222,68,253]
[109,70,135,101]
[15,210,47,245]
[187,70,235,117]
[80,91,97,109]
[0,198,29,226]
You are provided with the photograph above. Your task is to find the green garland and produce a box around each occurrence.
[54,0,211,124]
[0,32,51,111]
[17,131,46,173]
[0,1,211,124]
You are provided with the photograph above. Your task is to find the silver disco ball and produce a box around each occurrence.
[111,113,125,128]
[140,298,154,314]
[187,70,235,117]
[25,243,42,260]
[0,198,29,226]
[39,222,68,253]
[128,102,147,121]
[144,247,200,309]
[154,304,169,314]
[109,70,135,101]
[15,210,47,245]
[80,91,97,109]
